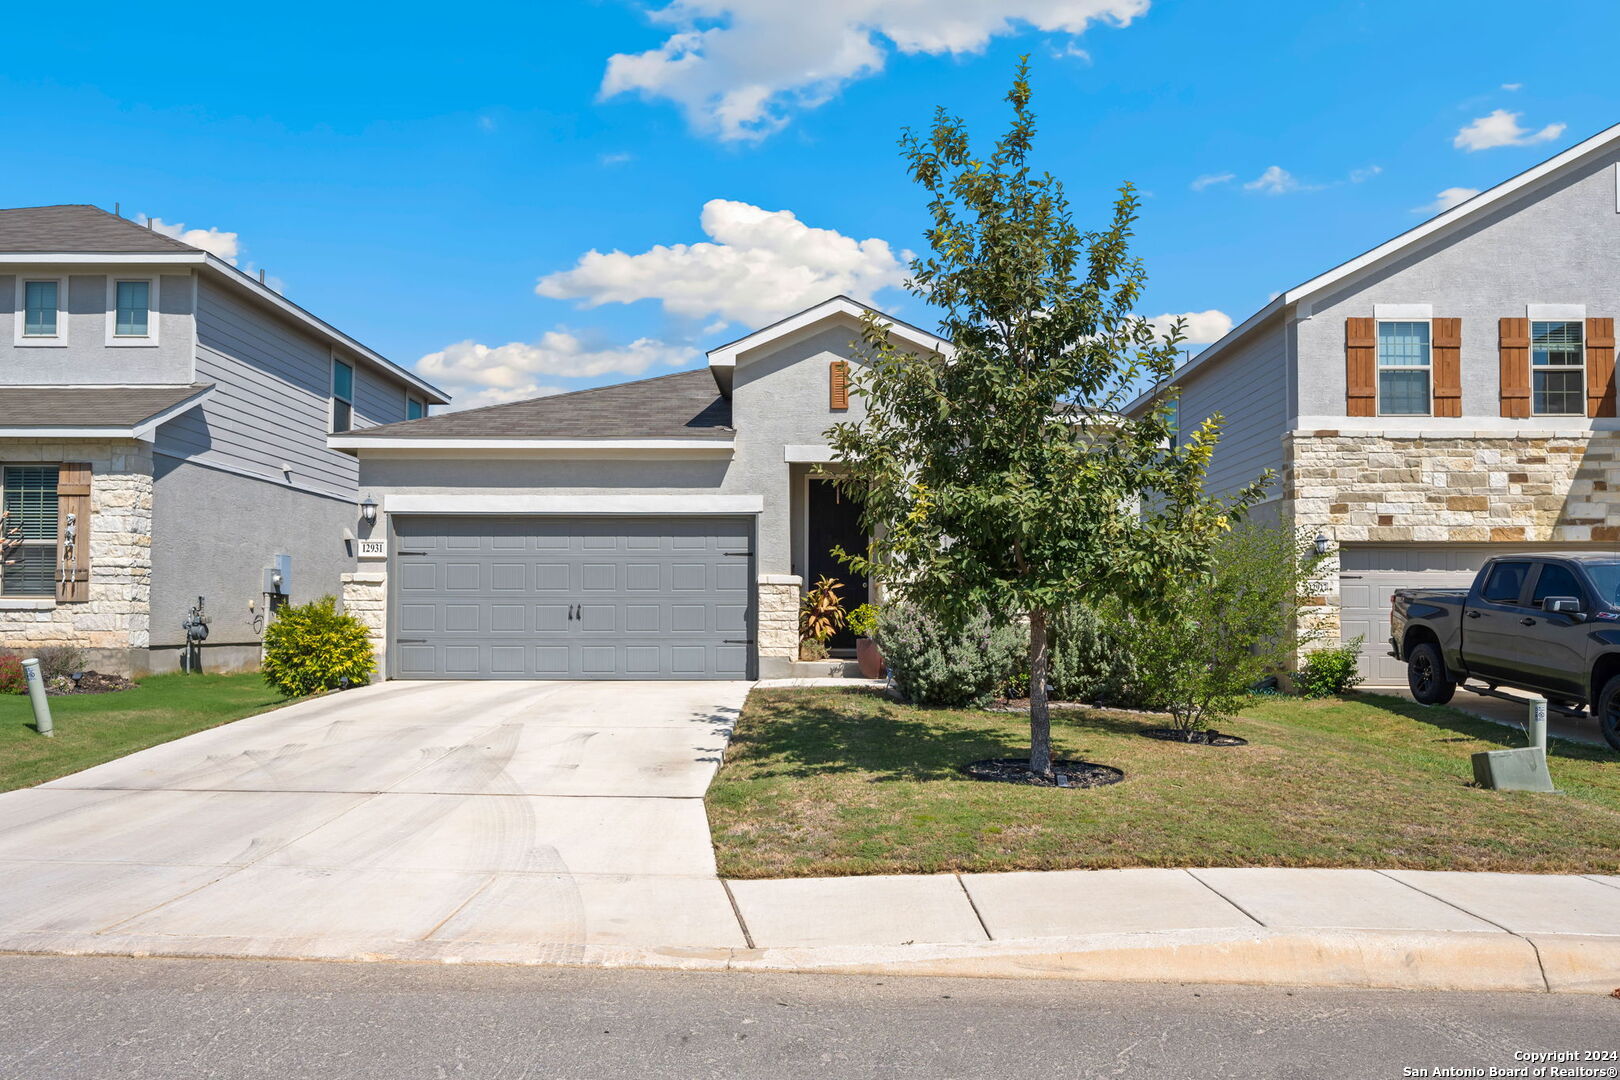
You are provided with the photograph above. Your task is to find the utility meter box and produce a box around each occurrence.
[263,554,292,597]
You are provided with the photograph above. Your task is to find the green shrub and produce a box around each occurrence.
[847,603,880,638]
[0,653,23,695]
[261,595,376,698]
[1049,602,1154,708]
[1295,637,1365,697]
[875,600,1026,708]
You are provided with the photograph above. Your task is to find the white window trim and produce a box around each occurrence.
[1530,317,1587,417]
[14,277,68,347]
[331,355,355,434]
[1375,318,1433,418]
[105,276,160,346]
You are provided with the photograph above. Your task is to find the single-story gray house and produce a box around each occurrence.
[331,296,949,680]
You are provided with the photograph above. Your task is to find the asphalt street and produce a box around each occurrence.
[0,956,1614,1079]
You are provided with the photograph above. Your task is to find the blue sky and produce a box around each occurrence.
[7,0,1620,409]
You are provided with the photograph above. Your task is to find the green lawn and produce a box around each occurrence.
[708,688,1620,879]
[0,673,295,792]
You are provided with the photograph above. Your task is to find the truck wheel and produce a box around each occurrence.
[1596,675,1620,753]
[1407,642,1457,706]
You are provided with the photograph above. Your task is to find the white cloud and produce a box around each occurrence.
[417,332,700,412]
[1501,82,1523,91]
[1144,309,1232,345]
[1413,186,1481,215]
[1243,165,1305,195]
[1454,109,1565,152]
[1190,172,1235,191]
[536,198,910,327]
[600,0,1151,142]
[142,216,240,262]
[599,151,634,166]
[477,115,498,133]
[1348,164,1382,183]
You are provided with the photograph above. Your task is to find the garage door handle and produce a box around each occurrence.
[722,551,751,557]
[397,550,428,556]
[724,639,754,644]
[395,638,426,644]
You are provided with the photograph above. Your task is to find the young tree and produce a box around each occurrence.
[828,62,1266,778]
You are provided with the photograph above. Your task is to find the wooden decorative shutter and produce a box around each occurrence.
[1345,317,1376,416]
[1587,317,1616,418]
[55,462,91,603]
[829,360,850,410]
[1431,317,1462,417]
[1499,317,1531,419]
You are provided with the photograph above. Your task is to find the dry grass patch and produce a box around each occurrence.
[707,687,1620,879]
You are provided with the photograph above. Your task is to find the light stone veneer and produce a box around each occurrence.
[1284,428,1620,642]
[756,575,803,664]
[0,439,154,654]
[340,570,388,673]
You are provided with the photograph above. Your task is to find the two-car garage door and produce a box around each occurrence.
[389,516,752,680]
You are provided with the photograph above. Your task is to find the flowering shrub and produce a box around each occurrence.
[875,601,1025,708]
[0,653,25,695]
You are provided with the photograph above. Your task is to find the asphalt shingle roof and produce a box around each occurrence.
[0,205,201,254]
[0,384,213,428]
[346,369,732,440]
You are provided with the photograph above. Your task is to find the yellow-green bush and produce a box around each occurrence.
[261,595,376,698]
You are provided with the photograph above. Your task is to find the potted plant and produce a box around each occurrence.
[848,603,883,678]
[798,576,846,661]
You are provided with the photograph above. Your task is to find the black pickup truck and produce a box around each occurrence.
[1390,552,1620,750]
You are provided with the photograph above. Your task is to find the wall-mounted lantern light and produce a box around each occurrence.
[1314,532,1330,557]
[360,496,378,526]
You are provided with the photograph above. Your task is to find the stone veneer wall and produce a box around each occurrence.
[0,439,154,667]
[340,569,388,677]
[756,574,802,669]
[1284,428,1620,641]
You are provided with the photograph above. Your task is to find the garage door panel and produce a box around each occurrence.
[391,516,752,679]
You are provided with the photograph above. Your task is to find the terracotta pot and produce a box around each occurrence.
[856,636,885,679]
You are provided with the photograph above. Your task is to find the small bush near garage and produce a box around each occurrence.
[876,600,1026,708]
[1296,637,1366,697]
[262,595,376,698]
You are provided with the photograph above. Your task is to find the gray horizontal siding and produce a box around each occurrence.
[156,278,414,497]
[1177,325,1288,501]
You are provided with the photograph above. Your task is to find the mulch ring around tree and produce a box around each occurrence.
[1139,728,1248,746]
[46,671,135,696]
[962,758,1125,789]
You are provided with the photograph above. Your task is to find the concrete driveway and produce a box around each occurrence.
[0,679,751,962]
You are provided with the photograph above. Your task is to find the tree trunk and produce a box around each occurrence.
[1029,608,1053,778]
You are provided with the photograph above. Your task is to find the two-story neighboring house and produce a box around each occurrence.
[1131,122,1620,684]
[331,296,948,681]
[0,204,448,675]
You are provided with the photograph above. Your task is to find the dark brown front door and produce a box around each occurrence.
[806,479,867,650]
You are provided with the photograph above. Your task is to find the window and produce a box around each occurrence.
[22,281,59,338]
[1481,561,1532,605]
[406,396,425,421]
[1,466,58,597]
[1532,563,1585,608]
[1531,320,1585,415]
[114,280,149,337]
[331,359,354,434]
[1377,321,1431,415]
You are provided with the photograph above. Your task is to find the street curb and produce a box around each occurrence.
[2,926,1612,995]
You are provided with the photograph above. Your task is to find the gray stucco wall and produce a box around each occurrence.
[356,317,874,577]
[149,455,359,650]
[1298,144,1620,419]
[0,267,195,384]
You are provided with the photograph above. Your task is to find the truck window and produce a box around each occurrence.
[1480,561,1532,605]
[1531,564,1584,608]
[1582,562,1620,607]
